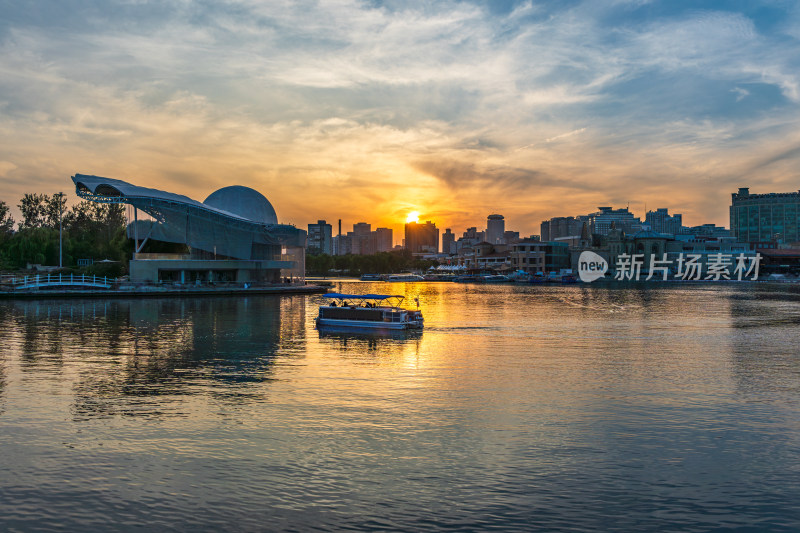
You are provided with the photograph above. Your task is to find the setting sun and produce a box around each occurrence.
[406,211,420,224]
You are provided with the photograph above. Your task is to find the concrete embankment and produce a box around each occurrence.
[0,284,328,300]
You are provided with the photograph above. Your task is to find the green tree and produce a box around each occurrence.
[18,193,48,229]
[0,200,14,237]
[0,193,129,270]
[44,192,67,229]
[64,201,127,263]
[1,227,59,267]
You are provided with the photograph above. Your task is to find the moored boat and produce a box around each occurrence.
[316,293,424,330]
[480,274,512,283]
[386,274,424,282]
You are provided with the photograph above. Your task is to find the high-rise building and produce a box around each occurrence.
[332,223,393,255]
[645,208,683,235]
[307,220,333,255]
[486,214,505,244]
[502,230,520,245]
[333,234,351,255]
[347,222,372,255]
[589,207,642,236]
[731,187,800,244]
[442,228,455,254]
[353,222,371,235]
[684,224,730,239]
[375,227,393,253]
[334,219,345,255]
[455,227,485,252]
[540,216,589,241]
[405,221,439,253]
[462,227,485,242]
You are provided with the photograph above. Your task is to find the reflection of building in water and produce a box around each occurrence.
[280,296,307,347]
[2,297,304,418]
[0,348,5,415]
[727,291,800,400]
[72,174,306,284]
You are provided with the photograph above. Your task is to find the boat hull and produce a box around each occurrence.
[316,317,422,330]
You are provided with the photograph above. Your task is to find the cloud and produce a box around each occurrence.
[1,0,800,236]
[732,87,750,101]
[0,161,17,177]
[744,142,800,174]
[546,127,587,143]
[413,159,552,191]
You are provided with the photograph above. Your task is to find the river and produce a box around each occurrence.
[1,281,799,531]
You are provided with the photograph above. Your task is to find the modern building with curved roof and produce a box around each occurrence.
[72,174,306,284]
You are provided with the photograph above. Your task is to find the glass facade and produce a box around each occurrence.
[730,188,800,244]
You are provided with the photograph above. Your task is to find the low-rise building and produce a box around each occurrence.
[510,241,570,274]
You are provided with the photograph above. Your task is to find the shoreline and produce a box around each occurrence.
[2,279,796,301]
[0,284,328,300]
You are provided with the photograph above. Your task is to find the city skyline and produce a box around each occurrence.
[2,1,800,238]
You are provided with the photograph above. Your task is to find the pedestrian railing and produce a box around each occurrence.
[2,273,113,290]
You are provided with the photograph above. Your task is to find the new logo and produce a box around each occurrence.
[578,251,608,282]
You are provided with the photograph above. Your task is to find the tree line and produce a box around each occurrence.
[0,193,128,273]
[306,250,437,277]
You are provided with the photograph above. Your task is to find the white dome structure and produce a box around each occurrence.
[203,185,278,225]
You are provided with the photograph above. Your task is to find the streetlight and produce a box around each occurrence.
[55,192,65,268]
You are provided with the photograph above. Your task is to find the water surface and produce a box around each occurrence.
[1,282,799,531]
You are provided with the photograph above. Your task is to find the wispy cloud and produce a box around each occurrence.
[546,128,587,143]
[732,87,750,101]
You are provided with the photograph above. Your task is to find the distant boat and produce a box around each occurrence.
[453,274,511,283]
[423,273,456,281]
[360,273,382,281]
[529,273,546,284]
[386,274,424,282]
[480,274,512,283]
[316,293,424,330]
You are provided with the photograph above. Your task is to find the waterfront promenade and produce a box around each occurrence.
[0,273,327,299]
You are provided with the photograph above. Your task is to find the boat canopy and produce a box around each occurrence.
[323,293,405,303]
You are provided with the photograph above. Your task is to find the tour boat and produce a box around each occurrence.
[316,293,424,330]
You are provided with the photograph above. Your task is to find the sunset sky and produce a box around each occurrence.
[2,1,800,241]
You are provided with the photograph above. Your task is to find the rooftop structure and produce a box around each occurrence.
[204,185,278,225]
